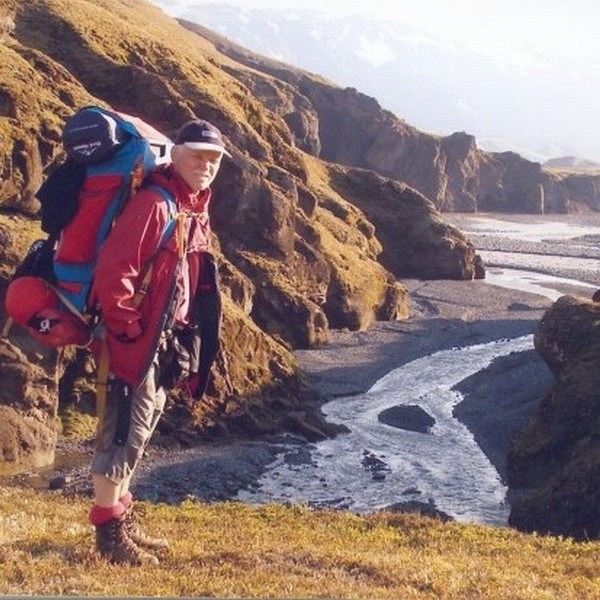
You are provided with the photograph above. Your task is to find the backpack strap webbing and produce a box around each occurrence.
[1,317,13,339]
[95,327,110,439]
[54,287,93,327]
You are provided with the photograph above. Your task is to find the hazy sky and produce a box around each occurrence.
[162,0,597,57]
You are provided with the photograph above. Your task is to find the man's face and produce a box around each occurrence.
[172,145,223,192]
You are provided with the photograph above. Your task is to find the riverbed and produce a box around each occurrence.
[234,212,600,524]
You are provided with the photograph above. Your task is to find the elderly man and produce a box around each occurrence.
[87,119,230,565]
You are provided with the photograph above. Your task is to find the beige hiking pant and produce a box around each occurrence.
[90,357,166,485]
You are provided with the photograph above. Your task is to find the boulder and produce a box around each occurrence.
[378,405,436,434]
[0,336,58,470]
[507,295,600,539]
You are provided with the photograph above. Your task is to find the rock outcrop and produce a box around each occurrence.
[507,295,600,540]
[0,336,58,470]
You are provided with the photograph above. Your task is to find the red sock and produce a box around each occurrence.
[119,491,133,510]
[88,502,126,526]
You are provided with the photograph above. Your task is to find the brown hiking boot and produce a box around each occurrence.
[95,514,159,565]
[123,505,170,551]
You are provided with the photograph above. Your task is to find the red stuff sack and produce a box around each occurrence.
[5,276,91,347]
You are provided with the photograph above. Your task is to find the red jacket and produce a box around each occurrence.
[90,164,212,387]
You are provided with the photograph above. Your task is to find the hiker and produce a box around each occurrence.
[87,118,230,565]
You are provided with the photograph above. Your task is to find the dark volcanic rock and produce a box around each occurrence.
[378,405,435,434]
[507,295,600,540]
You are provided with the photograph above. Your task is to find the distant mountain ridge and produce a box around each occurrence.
[184,18,600,215]
[153,1,600,167]
[543,156,600,173]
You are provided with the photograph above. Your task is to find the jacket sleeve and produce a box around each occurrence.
[92,189,170,339]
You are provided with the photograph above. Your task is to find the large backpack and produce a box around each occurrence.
[4,105,174,347]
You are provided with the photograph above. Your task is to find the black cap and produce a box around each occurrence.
[174,119,231,157]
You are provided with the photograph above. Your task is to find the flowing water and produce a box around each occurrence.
[237,213,600,524]
[238,336,533,524]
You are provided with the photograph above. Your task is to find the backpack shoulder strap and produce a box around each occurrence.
[146,184,179,252]
[131,185,180,306]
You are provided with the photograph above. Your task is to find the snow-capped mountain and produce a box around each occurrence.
[151,1,600,165]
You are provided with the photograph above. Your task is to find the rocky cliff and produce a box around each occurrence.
[0,0,484,471]
[195,23,600,214]
[507,294,600,539]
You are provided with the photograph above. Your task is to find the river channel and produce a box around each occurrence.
[236,213,600,525]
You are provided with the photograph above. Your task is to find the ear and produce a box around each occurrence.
[170,144,181,162]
